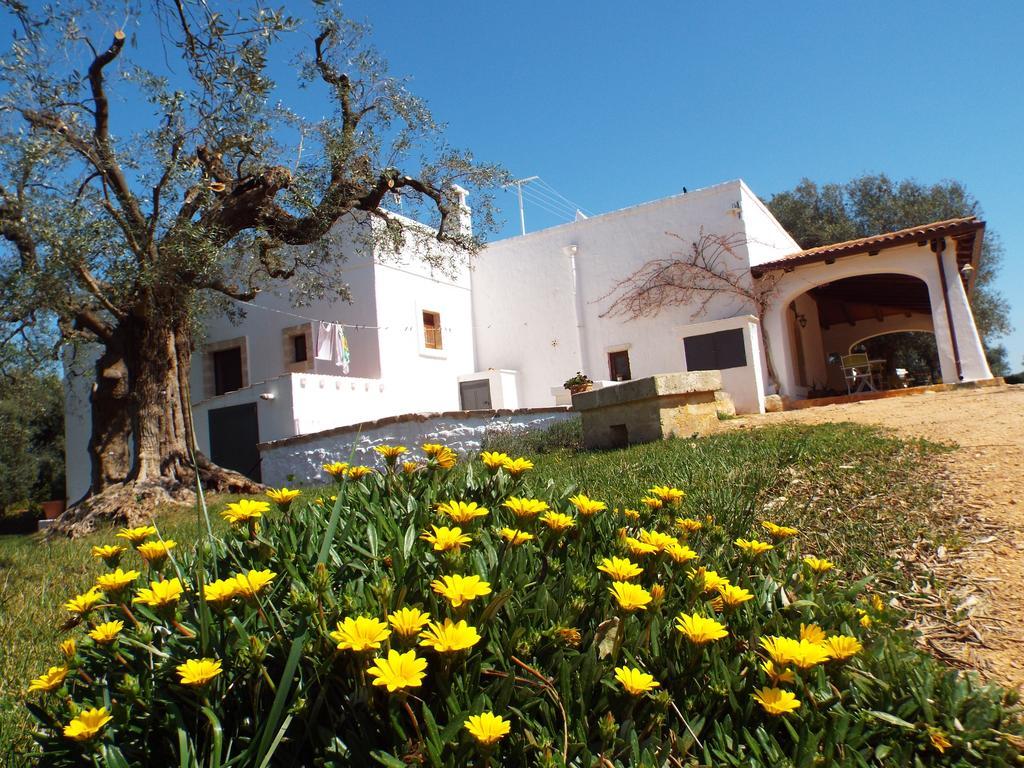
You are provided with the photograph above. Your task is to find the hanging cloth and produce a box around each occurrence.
[315,321,335,361]
[333,324,350,374]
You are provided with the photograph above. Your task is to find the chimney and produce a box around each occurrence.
[449,184,472,238]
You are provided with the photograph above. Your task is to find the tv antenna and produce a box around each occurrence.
[505,175,539,235]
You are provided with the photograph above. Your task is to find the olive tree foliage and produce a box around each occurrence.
[767,175,1013,374]
[0,0,506,534]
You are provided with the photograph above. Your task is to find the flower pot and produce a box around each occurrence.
[569,384,592,395]
[40,499,65,520]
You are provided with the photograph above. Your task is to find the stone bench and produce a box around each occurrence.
[572,371,733,449]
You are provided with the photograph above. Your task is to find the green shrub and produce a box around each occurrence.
[23,447,1022,766]
[483,416,583,456]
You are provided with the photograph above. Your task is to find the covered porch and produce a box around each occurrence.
[756,218,993,401]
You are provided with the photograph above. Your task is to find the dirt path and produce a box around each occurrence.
[732,384,1024,690]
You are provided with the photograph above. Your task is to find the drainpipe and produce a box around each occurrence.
[931,237,963,380]
[565,244,589,376]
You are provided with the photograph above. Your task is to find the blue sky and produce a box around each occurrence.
[344,0,1024,368]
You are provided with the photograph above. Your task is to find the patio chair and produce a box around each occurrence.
[840,353,875,394]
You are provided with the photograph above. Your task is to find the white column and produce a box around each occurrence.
[941,240,993,381]
[925,267,959,384]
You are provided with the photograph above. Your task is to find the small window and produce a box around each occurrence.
[608,350,632,381]
[423,310,443,350]
[292,333,307,363]
[683,328,746,372]
[213,347,244,395]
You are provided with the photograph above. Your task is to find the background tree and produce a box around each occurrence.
[768,174,1013,374]
[0,1,505,534]
[0,367,65,514]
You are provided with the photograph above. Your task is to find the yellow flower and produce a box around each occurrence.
[568,493,607,517]
[613,666,660,695]
[689,568,729,593]
[480,451,511,471]
[233,569,277,599]
[388,607,432,637]
[761,520,799,539]
[95,568,141,594]
[402,461,421,474]
[735,538,774,556]
[88,620,124,645]
[374,444,407,460]
[540,511,575,532]
[638,529,679,552]
[464,712,510,746]
[221,499,269,525]
[438,500,489,524]
[63,707,113,741]
[799,623,827,644]
[676,517,703,534]
[823,635,863,660]
[431,574,492,607]
[597,556,643,581]
[432,447,458,470]
[803,556,834,574]
[648,485,685,504]
[717,584,754,608]
[116,525,157,545]
[330,616,391,651]
[871,593,885,612]
[91,544,126,563]
[28,666,68,693]
[608,581,652,612]
[502,497,549,519]
[176,658,223,686]
[761,660,796,685]
[624,536,658,556]
[929,729,952,754]
[59,639,77,659]
[133,577,184,608]
[322,461,349,478]
[421,525,472,552]
[366,649,427,692]
[137,539,176,566]
[640,496,664,510]
[859,613,873,628]
[502,456,533,475]
[422,443,445,457]
[675,613,729,644]
[621,507,641,520]
[499,527,534,545]
[650,583,666,602]
[753,687,801,716]
[203,578,238,607]
[759,636,831,669]
[666,542,699,564]
[64,587,104,616]
[418,618,482,652]
[347,466,374,480]
[556,627,582,647]
[266,487,302,507]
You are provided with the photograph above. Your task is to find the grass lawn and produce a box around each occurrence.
[0,423,963,761]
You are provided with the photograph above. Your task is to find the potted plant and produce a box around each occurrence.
[562,371,593,395]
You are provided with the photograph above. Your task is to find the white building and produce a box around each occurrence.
[64,179,995,498]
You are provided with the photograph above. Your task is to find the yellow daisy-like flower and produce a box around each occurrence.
[871,593,885,612]
[760,636,831,669]
[203,578,238,607]
[650,583,666,602]
[221,499,269,525]
[430,574,492,607]
[95,568,141,594]
[665,542,699,564]
[556,627,582,647]
[761,660,796,685]
[540,511,575,532]
[266,487,302,508]
[929,729,953,754]
[648,485,685,504]
[638,529,679,553]
[402,461,421,474]
[233,569,277,599]
[735,538,774,556]
[675,613,729,644]
[322,461,349,478]
[432,447,458,470]
[620,507,641,521]
[803,556,835,574]
[418,618,482,652]
[59,639,76,659]
[422,443,445,457]
[799,623,827,644]
[753,687,801,716]
[63,707,113,741]
[133,577,184,608]
[176,658,222,686]
[597,556,643,581]
[347,466,374,480]
[761,520,799,539]
[464,711,511,746]
[64,587,104,615]
[388,607,432,637]
[568,493,607,517]
[28,666,68,693]
[91,544,127,563]
[859,613,873,628]
[438,500,489,524]
[502,497,550,519]
[624,537,658,557]
[717,584,754,608]
[608,581,652,612]
[823,635,863,660]
[499,527,534,545]
[480,451,511,471]
[613,666,660,696]
[675,517,703,534]
[137,539,176,566]
[502,456,533,475]
[330,616,391,652]
[88,620,124,645]
[116,525,158,545]
[367,649,427,692]
[421,525,472,552]
[689,568,730,593]
[640,496,664,510]
[374,444,408,460]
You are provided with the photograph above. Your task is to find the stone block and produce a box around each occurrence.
[764,394,784,413]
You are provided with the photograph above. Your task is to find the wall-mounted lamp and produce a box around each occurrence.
[960,263,975,280]
[795,312,808,328]
[259,392,276,401]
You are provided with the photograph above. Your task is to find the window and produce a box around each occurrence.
[423,310,443,350]
[608,350,632,381]
[213,347,244,395]
[292,333,307,363]
[683,328,746,371]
